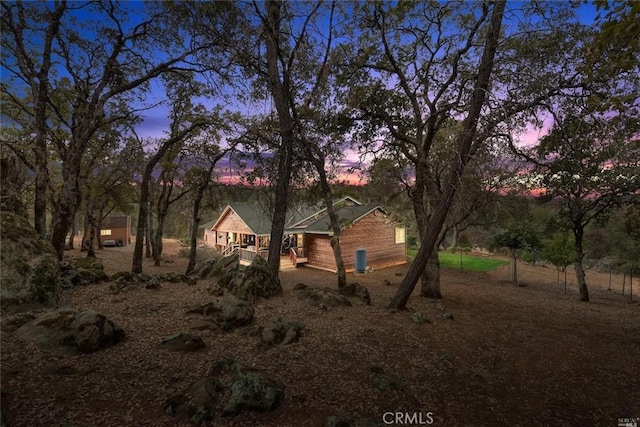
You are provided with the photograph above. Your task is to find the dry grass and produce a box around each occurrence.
[1,240,638,426]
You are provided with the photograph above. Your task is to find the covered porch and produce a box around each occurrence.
[216,231,270,266]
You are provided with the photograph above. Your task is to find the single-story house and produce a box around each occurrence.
[198,220,216,247]
[100,215,131,246]
[209,197,407,272]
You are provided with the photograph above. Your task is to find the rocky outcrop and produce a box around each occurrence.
[165,378,217,425]
[15,308,125,353]
[227,257,282,303]
[165,358,285,425]
[216,358,285,414]
[238,319,305,347]
[187,295,254,331]
[337,283,372,305]
[59,257,109,288]
[293,284,352,309]
[0,211,60,310]
[209,253,239,288]
[259,320,304,347]
[189,255,223,280]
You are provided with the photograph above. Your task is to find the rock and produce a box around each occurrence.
[189,256,223,280]
[227,256,282,303]
[164,377,217,425]
[294,285,352,309]
[1,311,38,332]
[210,253,239,288]
[369,366,404,391]
[259,320,304,346]
[145,278,161,290]
[338,283,371,305]
[73,310,126,353]
[187,295,254,331]
[410,311,431,324]
[15,308,125,353]
[69,256,108,285]
[441,312,454,320]
[210,358,285,415]
[0,211,60,310]
[206,283,224,296]
[166,358,284,424]
[383,279,391,286]
[159,333,206,352]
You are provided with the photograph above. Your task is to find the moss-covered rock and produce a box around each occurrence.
[15,308,125,353]
[209,253,239,288]
[69,257,108,284]
[0,211,60,310]
[227,256,282,303]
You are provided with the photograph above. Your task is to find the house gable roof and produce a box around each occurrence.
[301,205,382,234]
[212,203,272,236]
[211,196,377,236]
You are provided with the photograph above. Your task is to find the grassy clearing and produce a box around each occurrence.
[407,249,508,272]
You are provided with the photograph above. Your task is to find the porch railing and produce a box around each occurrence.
[289,246,306,265]
[239,248,269,263]
[221,243,239,257]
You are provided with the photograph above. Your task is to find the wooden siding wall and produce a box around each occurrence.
[214,211,252,235]
[306,210,406,272]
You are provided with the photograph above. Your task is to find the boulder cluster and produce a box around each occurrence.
[0,214,388,425]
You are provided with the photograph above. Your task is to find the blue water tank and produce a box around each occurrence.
[355,248,367,273]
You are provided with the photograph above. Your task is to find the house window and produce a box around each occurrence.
[395,228,406,244]
[101,229,112,236]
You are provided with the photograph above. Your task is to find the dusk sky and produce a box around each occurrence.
[127,1,599,185]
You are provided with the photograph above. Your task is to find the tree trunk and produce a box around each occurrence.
[314,154,347,288]
[420,252,441,298]
[153,215,165,267]
[186,196,203,275]
[132,180,152,273]
[87,223,97,258]
[145,207,153,258]
[85,198,97,258]
[33,140,48,237]
[264,0,295,275]
[388,0,506,310]
[408,167,442,299]
[50,148,83,260]
[81,212,90,251]
[449,225,459,251]
[186,160,219,275]
[573,225,589,301]
[67,221,75,250]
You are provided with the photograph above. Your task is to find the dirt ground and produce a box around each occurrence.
[1,239,639,426]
